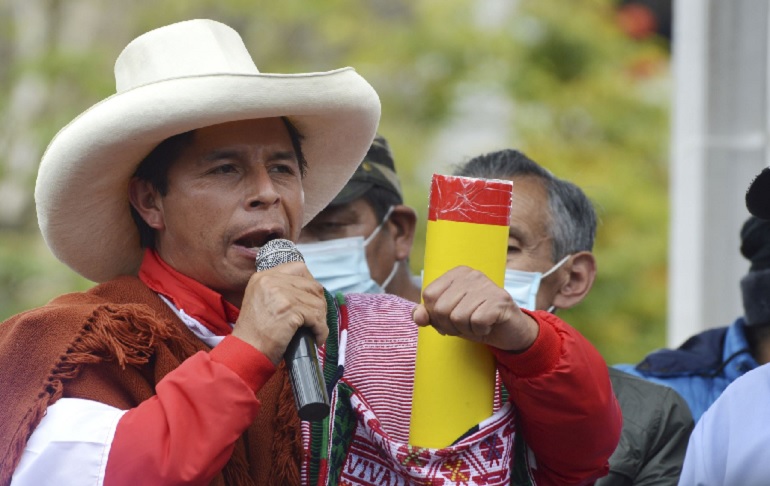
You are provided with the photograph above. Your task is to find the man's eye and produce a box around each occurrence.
[269,163,298,175]
[507,245,521,254]
[209,164,237,174]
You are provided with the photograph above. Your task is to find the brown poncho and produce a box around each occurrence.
[0,276,301,485]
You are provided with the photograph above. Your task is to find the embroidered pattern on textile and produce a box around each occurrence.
[337,388,516,485]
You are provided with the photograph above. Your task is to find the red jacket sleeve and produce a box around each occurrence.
[490,311,622,486]
[104,336,276,486]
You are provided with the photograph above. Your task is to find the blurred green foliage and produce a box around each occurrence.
[502,1,671,364]
[0,0,670,365]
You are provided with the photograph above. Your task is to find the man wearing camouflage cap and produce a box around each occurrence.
[299,134,422,303]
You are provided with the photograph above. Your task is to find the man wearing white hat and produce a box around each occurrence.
[0,19,620,485]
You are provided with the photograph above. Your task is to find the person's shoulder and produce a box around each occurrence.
[2,286,102,327]
[2,275,157,331]
[610,367,677,394]
[39,275,149,305]
[612,363,644,377]
[609,368,694,452]
[609,367,691,413]
[609,367,658,393]
[609,366,661,386]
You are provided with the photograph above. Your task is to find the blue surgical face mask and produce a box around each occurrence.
[504,255,570,312]
[297,207,398,295]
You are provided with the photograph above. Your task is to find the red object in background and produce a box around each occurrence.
[615,0,672,42]
[617,4,658,39]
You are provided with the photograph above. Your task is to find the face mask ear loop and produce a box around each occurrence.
[363,205,396,247]
[541,255,571,313]
[379,259,400,291]
[541,254,571,279]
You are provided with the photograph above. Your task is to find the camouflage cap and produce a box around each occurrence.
[330,134,403,205]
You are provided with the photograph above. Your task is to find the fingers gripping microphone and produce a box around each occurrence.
[255,239,330,422]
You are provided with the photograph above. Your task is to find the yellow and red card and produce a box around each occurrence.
[410,174,513,448]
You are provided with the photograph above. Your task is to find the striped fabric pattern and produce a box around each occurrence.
[338,293,419,443]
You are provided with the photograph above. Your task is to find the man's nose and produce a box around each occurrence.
[245,168,280,209]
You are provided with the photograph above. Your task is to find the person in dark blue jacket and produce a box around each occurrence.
[677,166,770,485]
[616,215,770,422]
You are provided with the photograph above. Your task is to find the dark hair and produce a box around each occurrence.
[130,130,194,248]
[453,149,597,260]
[130,117,307,248]
[281,117,308,178]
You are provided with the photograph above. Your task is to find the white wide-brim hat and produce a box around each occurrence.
[35,19,381,283]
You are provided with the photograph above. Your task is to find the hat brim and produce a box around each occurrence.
[747,167,770,220]
[35,68,380,282]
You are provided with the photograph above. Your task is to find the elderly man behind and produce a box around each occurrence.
[452,149,694,486]
[0,20,620,485]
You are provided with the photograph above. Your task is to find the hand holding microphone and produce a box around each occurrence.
[250,239,330,422]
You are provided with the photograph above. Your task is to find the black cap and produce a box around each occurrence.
[740,216,770,272]
[740,216,770,326]
[330,134,403,206]
[746,167,770,219]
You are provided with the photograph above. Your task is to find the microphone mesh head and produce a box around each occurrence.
[256,238,304,272]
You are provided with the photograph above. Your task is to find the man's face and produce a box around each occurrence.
[146,117,304,304]
[505,176,564,310]
[298,198,395,286]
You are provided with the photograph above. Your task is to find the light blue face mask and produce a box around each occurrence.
[297,208,398,295]
[504,255,570,312]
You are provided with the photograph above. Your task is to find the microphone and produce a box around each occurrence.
[255,239,330,422]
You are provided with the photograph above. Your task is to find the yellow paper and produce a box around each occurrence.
[409,218,508,448]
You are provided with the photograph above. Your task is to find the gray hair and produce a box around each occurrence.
[452,149,596,261]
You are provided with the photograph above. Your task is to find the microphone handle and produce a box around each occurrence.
[284,327,330,421]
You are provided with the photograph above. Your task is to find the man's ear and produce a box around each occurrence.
[128,177,165,230]
[552,251,596,310]
[385,204,417,260]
